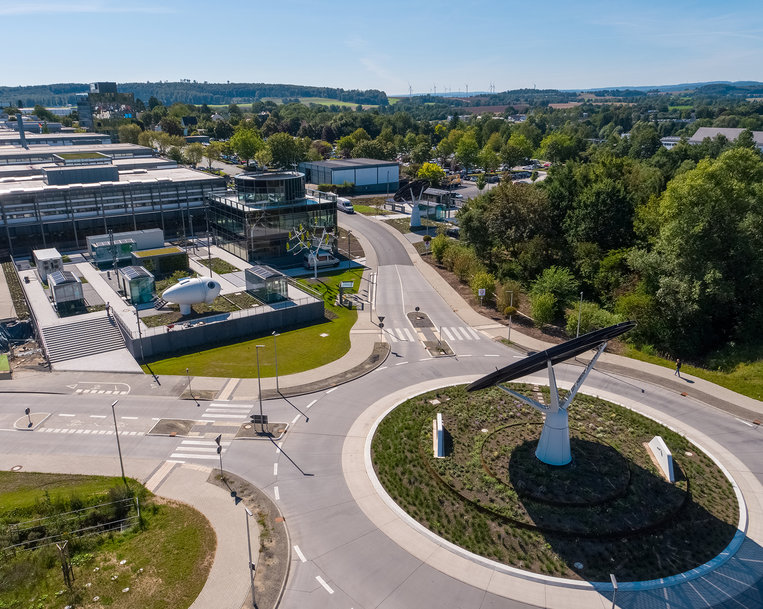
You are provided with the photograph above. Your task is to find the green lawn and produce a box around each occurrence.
[354,204,393,216]
[0,472,214,609]
[141,268,363,378]
[625,346,763,401]
[196,256,239,275]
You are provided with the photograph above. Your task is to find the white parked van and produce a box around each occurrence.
[336,197,354,213]
[304,251,340,269]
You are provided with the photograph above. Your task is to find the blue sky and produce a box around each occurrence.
[2,0,762,94]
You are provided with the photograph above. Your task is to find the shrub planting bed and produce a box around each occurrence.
[372,385,738,581]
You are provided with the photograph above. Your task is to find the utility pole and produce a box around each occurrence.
[244,507,257,607]
[255,345,265,434]
[110,400,126,486]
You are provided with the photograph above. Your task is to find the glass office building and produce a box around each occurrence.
[208,172,337,265]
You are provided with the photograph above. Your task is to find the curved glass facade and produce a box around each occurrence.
[234,171,306,207]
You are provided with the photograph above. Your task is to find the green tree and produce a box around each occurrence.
[184,142,204,167]
[456,133,480,170]
[531,266,579,317]
[430,234,451,263]
[501,133,533,167]
[530,292,557,327]
[565,301,620,336]
[417,162,446,186]
[230,129,264,167]
[632,147,763,354]
[159,116,183,136]
[204,141,224,169]
[267,132,306,169]
[118,123,142,144]
[538,133,578,163]
[478,145,500,172]
[138,130,155,148]
[470,271,496,302]
[475,173,487,191]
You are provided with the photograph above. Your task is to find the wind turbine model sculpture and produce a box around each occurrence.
[287,223,334,279]
[467,321,636,466]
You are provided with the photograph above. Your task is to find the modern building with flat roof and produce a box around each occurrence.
[0,146,225,255]
[208,171,337,265]
[298,158,399,194]
[688,127,763,150]
[0,129,111,147]
[0,142,158,166]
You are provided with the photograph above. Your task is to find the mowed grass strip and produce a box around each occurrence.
[141,269,361,378]
[0,471,215,609]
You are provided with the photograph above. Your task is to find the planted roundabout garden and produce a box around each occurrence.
[370,384,740,582]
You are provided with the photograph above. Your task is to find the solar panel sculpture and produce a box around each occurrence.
[467,321,636,466]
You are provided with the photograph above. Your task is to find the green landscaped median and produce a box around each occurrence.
[0,471,215,609]
[141,268,362,378]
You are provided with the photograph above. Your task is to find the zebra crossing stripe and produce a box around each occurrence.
[442,327,455,340]
[467,327,481,340]
[403,328,415,341]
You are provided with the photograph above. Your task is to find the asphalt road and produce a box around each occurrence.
[1,213,761,609]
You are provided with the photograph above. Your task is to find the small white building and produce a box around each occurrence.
[49,270,84,312]
[33,248,63,283]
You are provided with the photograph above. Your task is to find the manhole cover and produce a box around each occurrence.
[11,465,22,471]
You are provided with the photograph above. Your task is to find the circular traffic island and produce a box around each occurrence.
[371,384,739,581]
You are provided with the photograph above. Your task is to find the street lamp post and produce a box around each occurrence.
[215,434,223,480]
[255,345,265,434]
[272,331,280,394]
[134,308,145,363]
[346,229,352,270]
[244,507,256,607]
[110,400,126,486]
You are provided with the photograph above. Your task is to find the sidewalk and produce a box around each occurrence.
[149,463,255,609]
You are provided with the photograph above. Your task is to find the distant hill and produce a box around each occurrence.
[0,82,389,107]
[573,81,763,94]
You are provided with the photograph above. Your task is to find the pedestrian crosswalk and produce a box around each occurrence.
[200,402,252,422]
[169,438,232,462]
[39,428,141,435]
[384,326,482,342]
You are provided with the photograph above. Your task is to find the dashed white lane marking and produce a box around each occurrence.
[90,415,106,418]
[460,354,473,357]
[75,429,84,433]
[121,416,138,420]
[306,399,317,409]
[315,576,334,594]
[395,361,408,366]
[274,486,280,500]
[273,463,278,476]
[294,545,307,562]
[59,413,75,417]
[485,354,500,357]
[735,418,755,427]
[291,414,300,425]
[276,441,283,454]
[419,357,430,361]
[325,387,337,394]
[377,366,388,371]
[201,413,247,419]
[168,453,218,460]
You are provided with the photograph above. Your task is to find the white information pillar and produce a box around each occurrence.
[498,342,608,466]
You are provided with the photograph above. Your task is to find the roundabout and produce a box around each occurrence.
[344,374,755,607]
[371,384,737,581]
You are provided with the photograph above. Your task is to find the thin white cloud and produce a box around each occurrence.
[0,2,174,15]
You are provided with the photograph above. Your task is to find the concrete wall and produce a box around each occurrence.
[121,300,325,360]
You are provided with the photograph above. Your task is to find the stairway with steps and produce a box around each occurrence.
[41,315,126,363]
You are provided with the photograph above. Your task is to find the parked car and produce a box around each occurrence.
[304,251,340,269]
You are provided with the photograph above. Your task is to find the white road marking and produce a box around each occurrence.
[121,416,138,420]
[325,387,337,394]
[460,354,473,357]
[90,415,106,418]
[75,429,84,433]
[83,429,92,434]
[467,327,481,340]
[395,361,408,366]
[75,389,83,394]
[291,414,300,425]
[274,486,280,500]
[59,413,75,417]
[276,441,283,454]
[377,366,388,371]
[306,399,317,409]
[201,413,247,419]
[294,545,307,562]
[404,327,416,341]
[316,576,334,594]
[181,440,231,446]
[419,357,430,361]
[210,403,251,409]
[735,418,755,427]
[169,453,218,460]
[442,327,455,340]
[172,446,217,452]
[273,463,278,476]
[485,354,500,357]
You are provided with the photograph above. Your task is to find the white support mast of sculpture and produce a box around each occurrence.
[467,322,636,467]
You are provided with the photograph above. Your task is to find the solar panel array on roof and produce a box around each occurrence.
[48,270,79,285]
[119,265,153,280]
